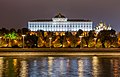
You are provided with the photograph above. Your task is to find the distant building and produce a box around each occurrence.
[95,21,112,32]
[28,13,93,32]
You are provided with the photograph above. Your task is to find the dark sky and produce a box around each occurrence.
[0,0,120,31]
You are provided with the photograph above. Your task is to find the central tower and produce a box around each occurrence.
[52,13,67,22]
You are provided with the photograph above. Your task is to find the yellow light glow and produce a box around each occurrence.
[0,57,3,77]
[20,60,28,77]
[48,57,54,75]
[13,59,17,67]
[92,56,99,77]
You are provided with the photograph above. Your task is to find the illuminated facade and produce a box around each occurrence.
[95,21,112,32]
[28,13,93,32]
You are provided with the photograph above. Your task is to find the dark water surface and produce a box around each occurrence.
[0,56,120,77]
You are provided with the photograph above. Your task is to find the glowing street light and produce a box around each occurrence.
[22,35,26,48]
[94,38,97,48]
[79,36,83,48]
[49,37,52,49]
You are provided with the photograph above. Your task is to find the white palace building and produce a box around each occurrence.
[28,13,93,32]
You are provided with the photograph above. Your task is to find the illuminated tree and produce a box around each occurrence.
[4,32,18,47]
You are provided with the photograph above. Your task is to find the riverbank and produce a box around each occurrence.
[0,48,120,56]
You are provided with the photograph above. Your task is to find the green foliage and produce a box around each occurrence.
[4,32,17,40]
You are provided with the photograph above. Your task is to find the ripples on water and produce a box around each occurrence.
[0,56,120,77]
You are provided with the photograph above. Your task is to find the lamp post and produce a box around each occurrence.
[94,38,97,48]
[49,37,52,48]
[22,35,26,48]
[79,36,83,48]
[0,37,2,47]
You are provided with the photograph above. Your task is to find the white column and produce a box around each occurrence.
[22,35,26,48]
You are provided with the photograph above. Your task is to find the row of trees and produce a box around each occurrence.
[0,28,118,48]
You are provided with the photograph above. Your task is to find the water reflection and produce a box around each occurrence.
[111,59,120,77]
[78,58,84,77]
[48,57,54,76]
[0,57,3,77]
[92,56,99,77]
[83,57,92,77]
[0,56,120,77]
[20,59,28,77]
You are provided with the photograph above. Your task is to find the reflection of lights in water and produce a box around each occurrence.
[111,59,119,77]
[33,60,37,66]
[48,57,54,75]
[13,59,17,67]
[78,59,84,77]
[0,57,3,77]
[59,58,66,75]
[20,60,28,77]
[92,56,99,77]
[4,60,8,77]
[66,59,70,68]
[66,59,70,75]
[13,59,18,74]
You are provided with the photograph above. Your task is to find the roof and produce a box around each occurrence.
[68,19,92,22]
[29,19,92,22]
[29,19,52,22]
[54,13,66,18]
[29,13,92,22]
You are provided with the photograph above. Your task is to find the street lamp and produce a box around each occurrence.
[94,38,97,48]
[22,35,26,48]
[79,36,83,48]
[0,37,2,47]
[49,37,52,48]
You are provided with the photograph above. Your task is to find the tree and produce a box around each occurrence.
[97,29,117,48]
[76,29,83,37]
[25,34,38,48]
[10,28,16,33]
[21,28,30,34]
[88,30,96,38]
[4,31,18,47]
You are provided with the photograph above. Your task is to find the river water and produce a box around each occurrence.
[0,56,119,77]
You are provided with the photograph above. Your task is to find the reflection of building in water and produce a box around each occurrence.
[95,21,112,33]
[28,58,48,77]
[83,57,92,77]
[0,57,3,77]
[59,58,67,75]
[111,59,120,77]
[69,59,79,76]
[29,60,39,77]
[28,13,93,32]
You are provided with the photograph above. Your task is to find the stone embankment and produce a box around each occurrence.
[0,48,120,56]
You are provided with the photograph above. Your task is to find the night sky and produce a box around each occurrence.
[0,0,120,31]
